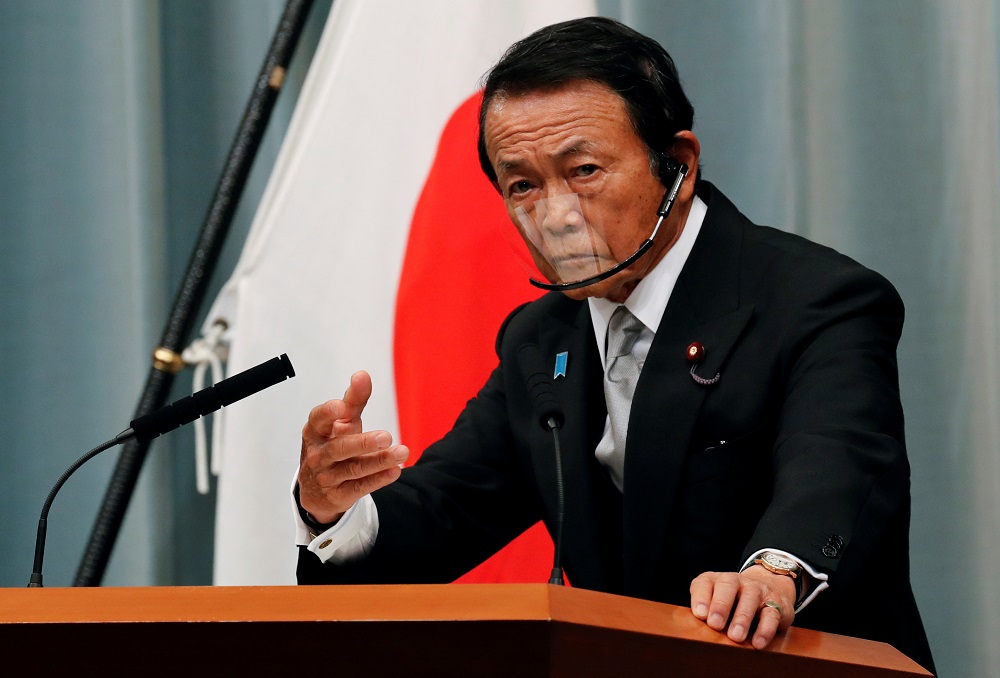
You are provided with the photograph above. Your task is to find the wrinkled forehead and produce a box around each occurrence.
[483,79,627,127]
[482,82,635,165]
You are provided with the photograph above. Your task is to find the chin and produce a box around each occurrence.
[557,276,632,303]
[539,260,634,301]
[560,287,598,301]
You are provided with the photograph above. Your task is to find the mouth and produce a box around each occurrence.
[554,253,596,263]
[549,253,617,278]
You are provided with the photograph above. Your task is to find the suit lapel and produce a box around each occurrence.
[533,301,612,590]
[621,184,755,596]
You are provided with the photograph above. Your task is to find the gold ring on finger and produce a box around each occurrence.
[762,600,783,616]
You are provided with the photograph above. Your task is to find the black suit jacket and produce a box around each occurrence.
[298,182,934,671]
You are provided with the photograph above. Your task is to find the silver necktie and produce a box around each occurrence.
[603,306,645,484]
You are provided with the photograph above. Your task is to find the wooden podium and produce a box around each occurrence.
[0,584,930,677]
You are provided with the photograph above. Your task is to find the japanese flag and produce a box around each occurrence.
[206,0,597,584]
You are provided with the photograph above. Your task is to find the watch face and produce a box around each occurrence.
[764,553,798,571]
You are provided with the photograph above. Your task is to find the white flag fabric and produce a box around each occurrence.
[206,0,597,585]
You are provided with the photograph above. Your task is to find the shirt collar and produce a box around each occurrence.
[588,194,708,363]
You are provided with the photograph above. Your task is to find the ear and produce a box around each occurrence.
[669,130,701,203]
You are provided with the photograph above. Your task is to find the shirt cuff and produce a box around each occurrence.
[741,548,830,613]
[290,474,380,565]
[305,494,379,564]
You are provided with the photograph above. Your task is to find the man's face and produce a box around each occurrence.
[483,80,686,302]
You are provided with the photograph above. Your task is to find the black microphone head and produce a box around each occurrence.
[279,353,295,378]
[130,354,296,442]
[518,343,566,431]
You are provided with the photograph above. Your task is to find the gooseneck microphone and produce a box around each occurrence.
[518,343,567,586]
[28,354,295,587]
[129,353,294,442]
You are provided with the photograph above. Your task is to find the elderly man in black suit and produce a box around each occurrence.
[295,17,934,672]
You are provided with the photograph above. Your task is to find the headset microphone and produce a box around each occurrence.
[526,161,688,292]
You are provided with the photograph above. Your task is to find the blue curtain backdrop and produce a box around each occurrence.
[0,0,328,587]
[1,1,997,676]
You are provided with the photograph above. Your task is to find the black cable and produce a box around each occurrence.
[547,420,566,586]
[29,430,135,587]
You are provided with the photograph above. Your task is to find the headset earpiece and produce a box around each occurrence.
[656,153,681,187]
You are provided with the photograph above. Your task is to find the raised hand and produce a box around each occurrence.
[298,371,409,524]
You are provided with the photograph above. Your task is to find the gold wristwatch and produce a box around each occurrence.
[753,552,802,579]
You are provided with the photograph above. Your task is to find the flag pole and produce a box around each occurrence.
[73,0,318,586]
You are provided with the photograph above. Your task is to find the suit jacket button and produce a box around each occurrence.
[822,545,838,558]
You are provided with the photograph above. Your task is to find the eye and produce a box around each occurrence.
[575,164,599,177]
[507,180,534,196]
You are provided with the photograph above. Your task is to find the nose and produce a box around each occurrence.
[537,192,585,235]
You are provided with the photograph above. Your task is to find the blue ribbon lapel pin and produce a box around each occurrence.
[553,351,569,379]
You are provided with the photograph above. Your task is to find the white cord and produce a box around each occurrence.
[181,322,229,495]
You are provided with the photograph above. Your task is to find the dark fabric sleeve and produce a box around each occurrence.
[741,260,909,583]
[298,305,541,585]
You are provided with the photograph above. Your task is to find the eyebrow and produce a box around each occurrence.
[496,139,598,174]
[554,139,597,159]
